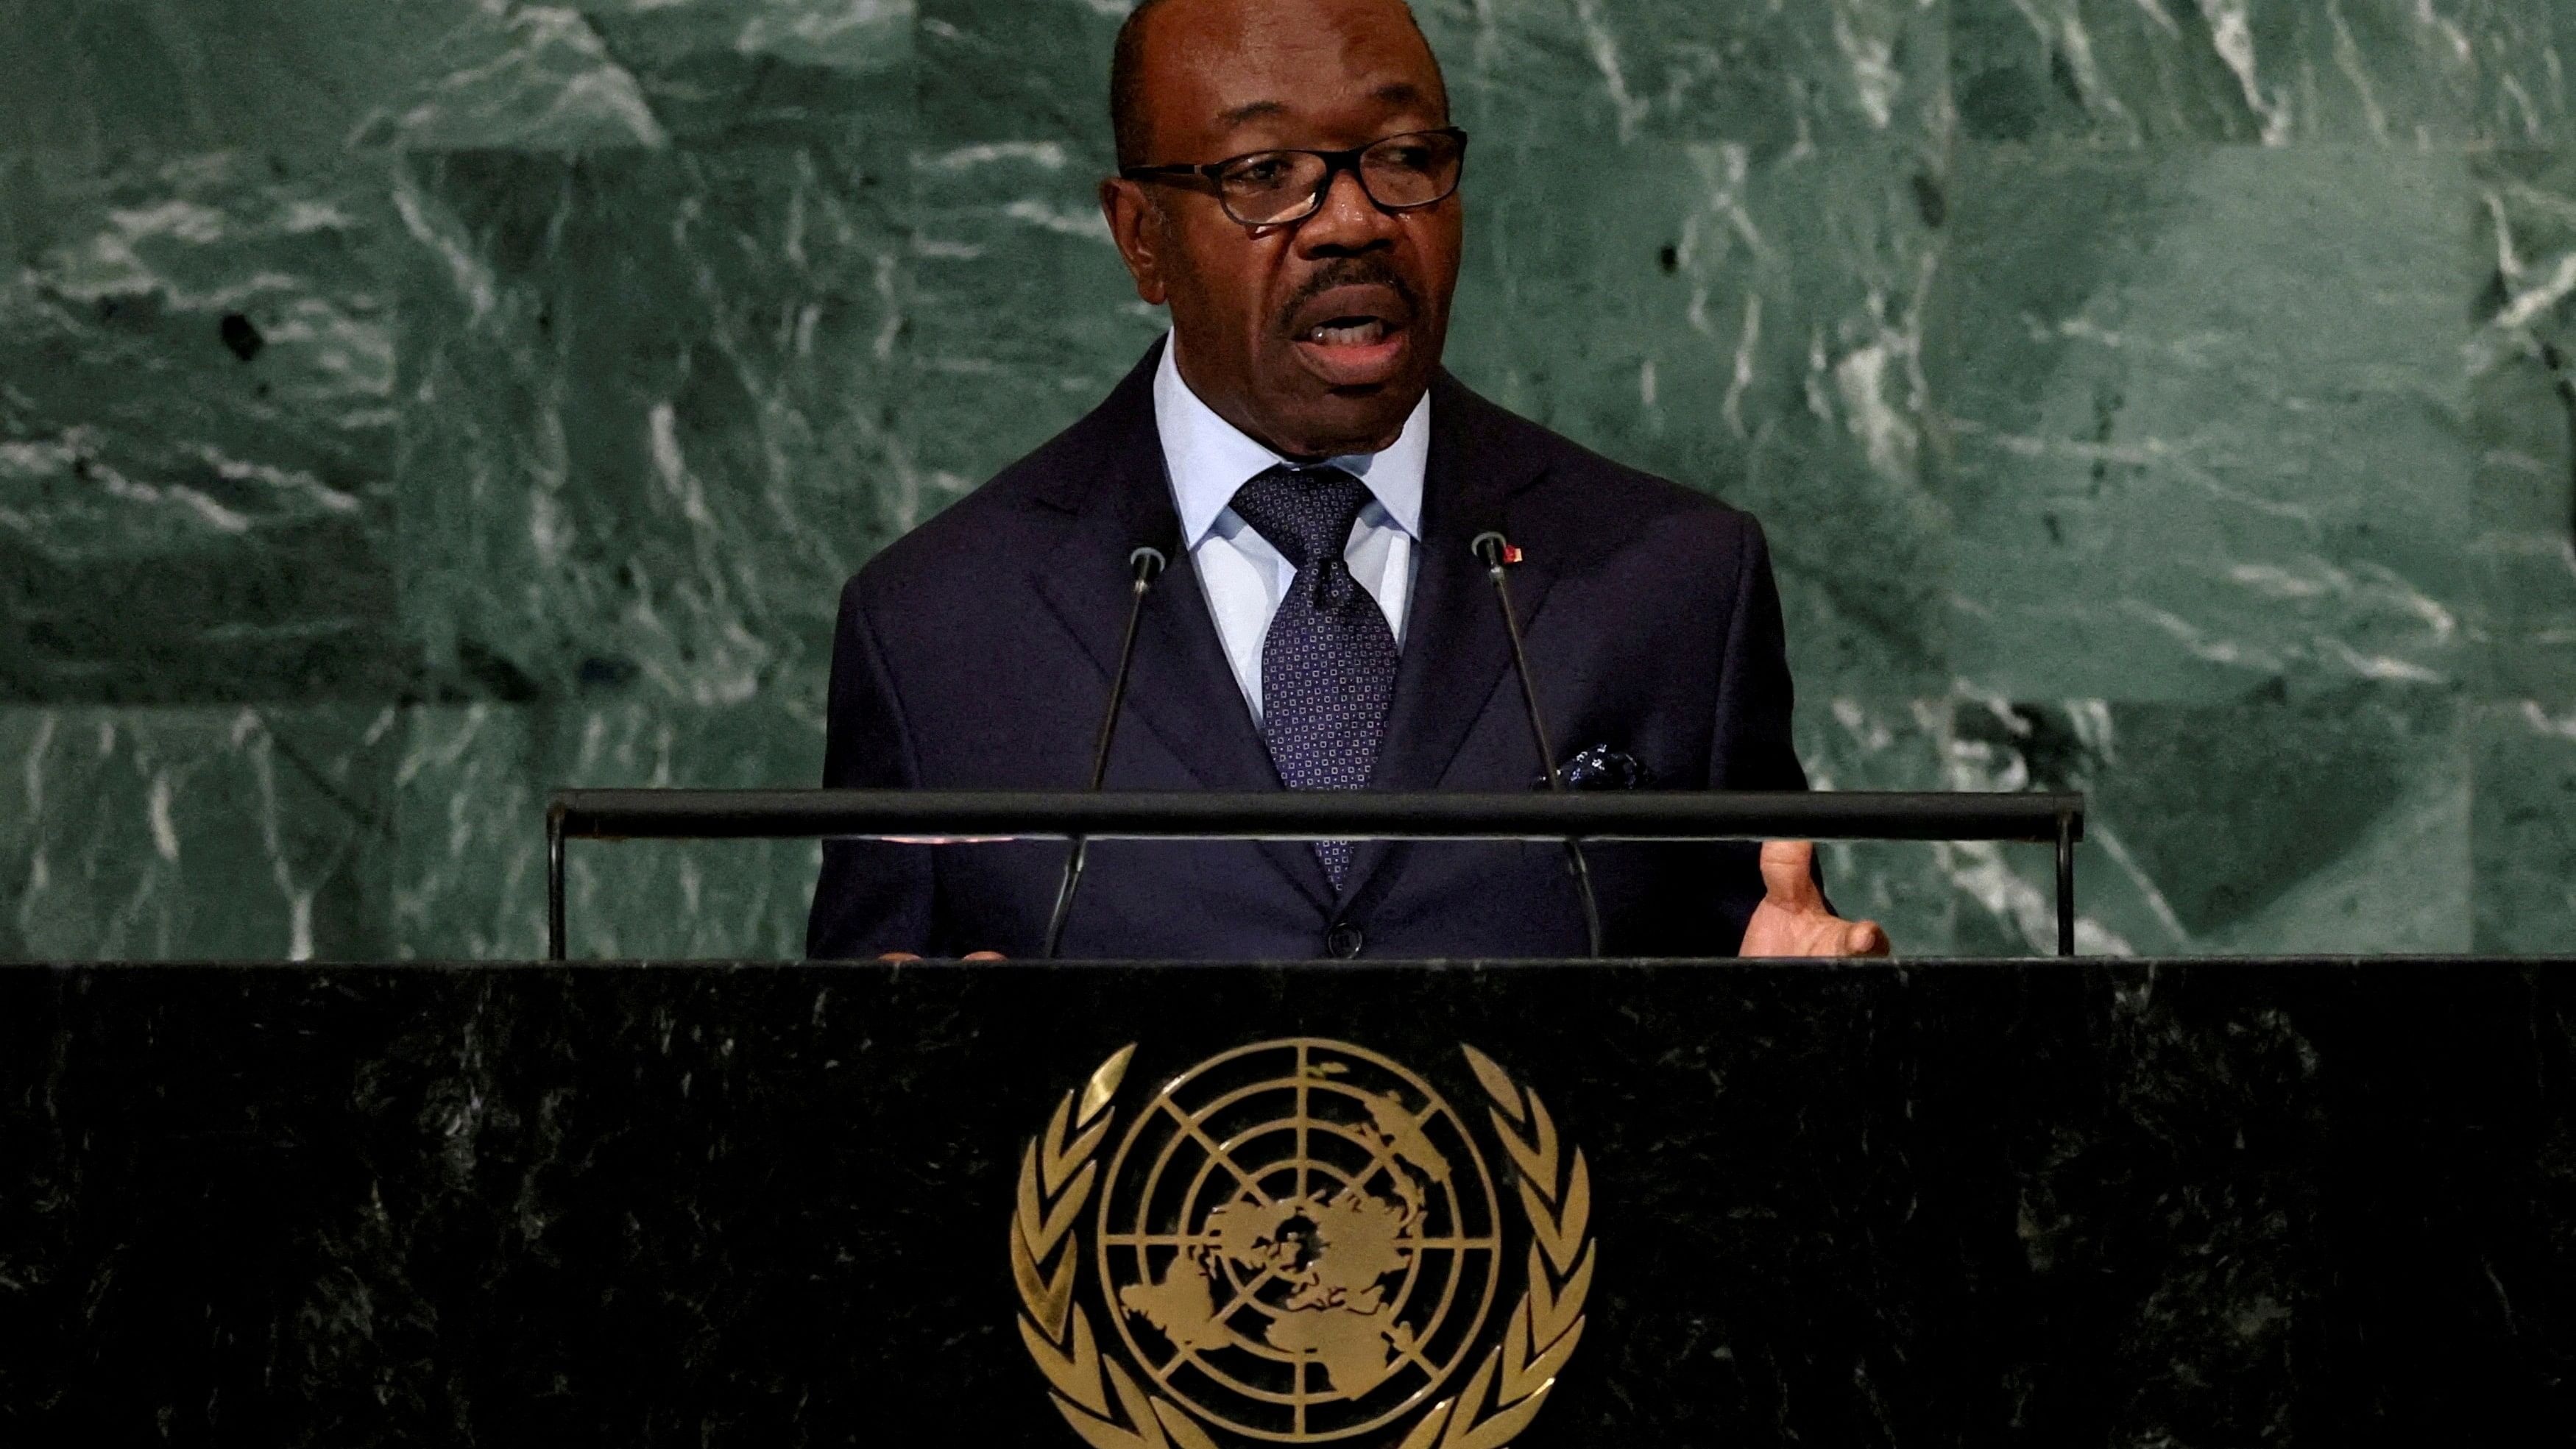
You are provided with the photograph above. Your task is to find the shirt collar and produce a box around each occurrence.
[1154,330,1429,549]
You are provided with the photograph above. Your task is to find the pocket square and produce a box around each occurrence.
[1540,744,1654,791]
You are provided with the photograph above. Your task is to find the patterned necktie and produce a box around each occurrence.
[1228,464,1401,889]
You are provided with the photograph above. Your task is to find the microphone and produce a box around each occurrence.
[1471,531,1606,959]
[1044,545,1168,959]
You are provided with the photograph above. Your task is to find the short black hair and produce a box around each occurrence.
[1108,0,1440,171]
[1109,0,1181,171]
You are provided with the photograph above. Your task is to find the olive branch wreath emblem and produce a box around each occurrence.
[1009,1043,1593,1449]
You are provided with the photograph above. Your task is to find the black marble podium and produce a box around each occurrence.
[8,960,2572,1445]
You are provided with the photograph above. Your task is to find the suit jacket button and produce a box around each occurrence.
[1326,924,1364,960]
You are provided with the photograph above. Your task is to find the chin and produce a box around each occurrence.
[1260,372,1431,456]
[1277,400,1415,458]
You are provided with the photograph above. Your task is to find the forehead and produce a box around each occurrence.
[1136,0,1446,146]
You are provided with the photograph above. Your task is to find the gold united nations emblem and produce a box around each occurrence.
[1010,1039,1593,1448]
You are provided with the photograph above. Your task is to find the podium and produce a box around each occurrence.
[545,787,2093,957]
[10,957,2571,1441]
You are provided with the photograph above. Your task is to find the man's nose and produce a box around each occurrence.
[1294,165,1401,252]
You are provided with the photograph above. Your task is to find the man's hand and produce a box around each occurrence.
[1738,841,1891,958]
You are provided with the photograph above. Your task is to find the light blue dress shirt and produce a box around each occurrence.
[1152,333,1429,728]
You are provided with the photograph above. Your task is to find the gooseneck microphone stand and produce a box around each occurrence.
[1471,531,1606,959]
[1044,546,1167,959]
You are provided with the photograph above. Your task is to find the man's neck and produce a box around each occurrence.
[1153,333,1431,548]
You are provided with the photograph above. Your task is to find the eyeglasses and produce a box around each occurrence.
[1119,127,1469,228]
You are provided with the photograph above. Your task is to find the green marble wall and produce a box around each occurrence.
[4,0,2572,960]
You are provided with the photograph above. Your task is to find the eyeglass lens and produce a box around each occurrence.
[1215,132,1464,226]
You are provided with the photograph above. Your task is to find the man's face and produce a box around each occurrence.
[1102,0,1463,460]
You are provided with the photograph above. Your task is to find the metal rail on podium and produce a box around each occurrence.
[544,790,2087,961]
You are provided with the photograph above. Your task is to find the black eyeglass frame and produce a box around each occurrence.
[1118,127,1471,227]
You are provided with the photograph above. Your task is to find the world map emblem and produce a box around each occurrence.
[1009,1039,1593,1449]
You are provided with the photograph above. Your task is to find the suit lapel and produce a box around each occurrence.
[1338,376,1557,908]
[1026,343,1337,913]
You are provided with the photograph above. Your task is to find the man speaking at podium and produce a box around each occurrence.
[808,0,1888,962]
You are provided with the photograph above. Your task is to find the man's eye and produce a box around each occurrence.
[1231,159,1296,188]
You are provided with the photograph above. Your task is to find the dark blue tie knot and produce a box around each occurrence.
[1229,465,1373,574]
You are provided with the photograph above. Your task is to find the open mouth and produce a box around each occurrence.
[1287,283,1416,386]
[1305,316,1394,347]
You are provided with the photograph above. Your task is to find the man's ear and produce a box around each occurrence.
[1100,177,1170,307]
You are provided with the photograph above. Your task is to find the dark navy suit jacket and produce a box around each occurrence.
[807,341,1808,960]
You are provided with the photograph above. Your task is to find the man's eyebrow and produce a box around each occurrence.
[1373,81,1431,107]
[1217,99,1290,127]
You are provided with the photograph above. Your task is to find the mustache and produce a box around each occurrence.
[1275,258,1420,334]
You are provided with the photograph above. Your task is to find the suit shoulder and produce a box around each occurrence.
[1452,385,1764,559]
[841,411,1119,614]
[846,344,1162,612]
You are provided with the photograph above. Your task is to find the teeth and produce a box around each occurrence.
[1309,319,1387,347]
